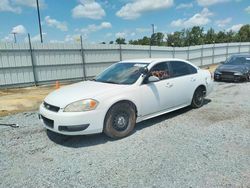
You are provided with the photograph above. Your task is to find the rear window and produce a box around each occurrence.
[169,61,197,77]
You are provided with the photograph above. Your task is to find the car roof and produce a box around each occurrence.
[120,58,189,64]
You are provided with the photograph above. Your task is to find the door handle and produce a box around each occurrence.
[166,82,173,88]
[191,77,196,82]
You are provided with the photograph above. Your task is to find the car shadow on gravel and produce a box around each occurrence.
[47,99,211,148]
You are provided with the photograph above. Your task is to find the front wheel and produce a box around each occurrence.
[246,74,250,82]
[104,102,136,139]
[191,87,205,108]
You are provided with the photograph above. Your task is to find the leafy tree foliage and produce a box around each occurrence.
[121,24,250,47]
[115,38,126,44]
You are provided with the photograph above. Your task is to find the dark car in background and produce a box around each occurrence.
[214,54,250,82]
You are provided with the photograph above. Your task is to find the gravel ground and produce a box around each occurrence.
[0,82,250,188]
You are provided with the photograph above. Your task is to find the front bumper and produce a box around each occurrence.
[214,73,247,82]
[39,104,104,135]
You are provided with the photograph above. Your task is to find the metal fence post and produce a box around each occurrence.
[80,35,87,81]
[212,42,215,64]
[238,41,241,53]
[173,46,175,58]
[226,42,229,58]
[201,44,204,66]
[149,44,152,58]
[28,33,37,86]
[119,44,122,61]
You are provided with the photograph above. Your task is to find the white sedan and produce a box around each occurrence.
[39,58,213,138]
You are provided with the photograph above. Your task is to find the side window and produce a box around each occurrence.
[148,62,170,81]
[170,61,197,77]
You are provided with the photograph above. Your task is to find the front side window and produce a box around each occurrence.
[95,62,147,85]
[169,61,197,77]
[149,62,170,81]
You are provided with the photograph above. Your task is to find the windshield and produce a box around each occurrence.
[95,63,147,85]
[225,56,250,65]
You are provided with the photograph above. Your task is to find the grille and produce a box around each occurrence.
[43,102,60,112]
[221,71,234,75]
[41,115,54,129]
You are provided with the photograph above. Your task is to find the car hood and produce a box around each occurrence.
[216,64,249,73]
[44,81,129,108]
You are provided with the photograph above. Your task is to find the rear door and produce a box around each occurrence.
[167,61,198,107]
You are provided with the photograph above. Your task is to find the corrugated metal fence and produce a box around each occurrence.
[0,42,250,88]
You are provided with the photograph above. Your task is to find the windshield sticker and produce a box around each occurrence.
[134,64,147,67]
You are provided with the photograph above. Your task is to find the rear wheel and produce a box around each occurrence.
[104,102,136,139]
[191,87,205,108]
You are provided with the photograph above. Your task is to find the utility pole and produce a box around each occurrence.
[11,32,17,43]
[150,24,155,58]
[151,24,155,35]
[36,0,43,43]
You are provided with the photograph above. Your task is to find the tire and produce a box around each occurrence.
[246,74,250,82]
[191,87,205,108]
[104,102,136,139]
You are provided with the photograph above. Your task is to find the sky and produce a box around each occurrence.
[0,0,249,44]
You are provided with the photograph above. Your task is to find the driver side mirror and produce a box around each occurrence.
[141,67,148,75]
[148,76,160,82]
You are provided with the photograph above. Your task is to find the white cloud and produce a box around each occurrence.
[227,24,243,32]
[245,6,250,14]
[13,0,46,8]
[115,32,127,39]
[49,40,64,43]
[11,25,26,34]
[116,0,173,20]
[1,34,14,42]
[171,8,213,27]
[72,0,105,19]
[0,0,21,13]
[24,33,46,42]
[80,22,112,33]
[64,34,86,43]
[215,17,232,27]
[197,0,229,6]
[45,16,68,31]
[100,22,112,29]
[31,33,46,42]
[0,0,46,14]
[176,3,193,9]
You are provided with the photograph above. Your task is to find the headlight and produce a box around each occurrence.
[214,70,221,75]
[234,72,243,76]
[64,99,99,112]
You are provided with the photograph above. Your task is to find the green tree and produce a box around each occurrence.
[204,28,216,44]
[116,38,126,44]
[216,31,227,43]
[188,26,204,45]
[167,31,185,47]
[109,41,114,44]
[238,24,250,42]
[151,32,165,46]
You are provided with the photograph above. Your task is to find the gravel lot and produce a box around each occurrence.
[0,82,250,188]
